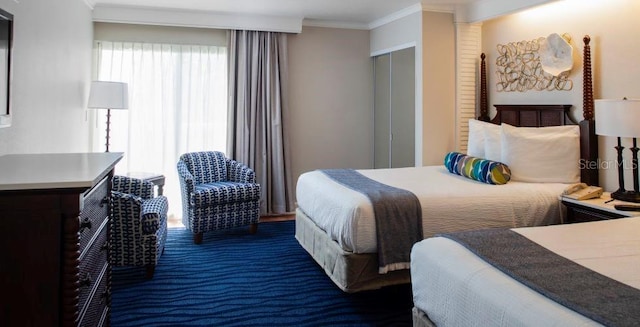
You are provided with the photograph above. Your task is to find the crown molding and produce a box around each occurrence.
[88,0,551,33]
[457,0,558,23]
[302,19,369,30]
[92,5,303,33]
[368,3,423,30]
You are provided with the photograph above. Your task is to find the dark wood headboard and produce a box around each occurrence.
[490,104,574,126]
[476,36,599,185]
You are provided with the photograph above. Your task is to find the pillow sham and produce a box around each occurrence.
[467,119,486,158]
[467,119,501,158]
[500,123,580,183]
[483,123,502,162]
[444,152,511,185]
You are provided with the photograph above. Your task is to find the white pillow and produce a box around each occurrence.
[466,119,486,158]
[467,119,501,159]
[483,123,502,162]
[500,123,580,183]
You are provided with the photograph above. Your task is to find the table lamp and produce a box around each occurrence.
[88,81,129,152]
[594,98,640,202]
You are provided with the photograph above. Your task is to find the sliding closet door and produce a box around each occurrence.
[390,47,415,168]
[374,54,391,169]
[374,47,415,169]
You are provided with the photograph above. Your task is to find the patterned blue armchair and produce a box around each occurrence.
[110,175,169,279]
[177,151,261,244]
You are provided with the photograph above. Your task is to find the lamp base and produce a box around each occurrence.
[611,190,640,203]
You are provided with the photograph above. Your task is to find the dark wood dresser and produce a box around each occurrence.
[0,152,122,327]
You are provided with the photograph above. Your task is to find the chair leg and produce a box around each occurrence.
[249,223,258,235]
[194,232,203,244]
[145,265,155,279]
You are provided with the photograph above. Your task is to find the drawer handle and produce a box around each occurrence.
[100,196,109,207]
[79,273,92,288]
[79,217,92,233]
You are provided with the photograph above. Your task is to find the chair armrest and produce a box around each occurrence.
[177,160,195,182]
[140,196,169,235]
[177,160,196,194]
[111,191,144,228]
[227,159,256,183]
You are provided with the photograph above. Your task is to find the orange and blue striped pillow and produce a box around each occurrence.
[444,152,511,185]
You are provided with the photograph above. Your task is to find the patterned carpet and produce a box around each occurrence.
[111,221,413,326]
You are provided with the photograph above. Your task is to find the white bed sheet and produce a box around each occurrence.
[296,165,569,253]
[411,217,640,327]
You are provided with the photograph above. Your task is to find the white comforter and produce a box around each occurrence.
[296,165,569,253]
[411,217,640,327]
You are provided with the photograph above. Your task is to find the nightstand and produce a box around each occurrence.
[561,192,640,223]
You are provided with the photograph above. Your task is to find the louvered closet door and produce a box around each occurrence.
[374,47,415,169]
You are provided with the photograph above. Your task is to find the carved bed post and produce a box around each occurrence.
[478,53,490,121]
[583,36,594,120]
[580,35,599,186]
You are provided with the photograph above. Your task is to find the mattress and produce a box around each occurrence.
[411,217,640,327]
[296,165,569,253]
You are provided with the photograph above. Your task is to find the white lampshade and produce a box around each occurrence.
[88,81,129,110]
[594,99,640,137]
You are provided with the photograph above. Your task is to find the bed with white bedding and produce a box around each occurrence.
[294,104,597,292]
[410,217,640,327]
[295,45,599,293]
[295,104,599,292]
[297,165,569,254]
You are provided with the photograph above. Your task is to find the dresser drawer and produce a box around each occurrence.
[78,262,109,327]
[78,218,109,310]
[79,176,109,252]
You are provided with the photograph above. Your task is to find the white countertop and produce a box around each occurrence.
[0,152,123,191]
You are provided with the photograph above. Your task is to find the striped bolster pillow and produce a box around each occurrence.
[444,152,511,185]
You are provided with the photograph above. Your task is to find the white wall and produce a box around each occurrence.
[482,0,640,191]
[288,26,373,183]
[370,11,420,55]
[0,0,93,155]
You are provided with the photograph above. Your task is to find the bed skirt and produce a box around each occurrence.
[412,307,436,327]
[294,208,410,293]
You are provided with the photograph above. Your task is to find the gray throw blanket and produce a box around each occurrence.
[321,169,423,273]
[441,229,640,327]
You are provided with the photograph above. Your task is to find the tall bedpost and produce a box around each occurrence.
[580,35,599,186]
[478,53,490,122]
[583,36,594,120]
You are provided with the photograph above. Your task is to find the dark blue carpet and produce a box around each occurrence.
[111,221,413,326]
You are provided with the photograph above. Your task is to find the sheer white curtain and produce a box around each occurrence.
[92,41,228,218]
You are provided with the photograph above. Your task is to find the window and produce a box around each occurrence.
[92,40,227,218]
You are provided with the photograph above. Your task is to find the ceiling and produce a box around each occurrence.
[90,0,480,26]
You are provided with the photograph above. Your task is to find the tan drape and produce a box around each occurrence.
[227,30,294,215]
